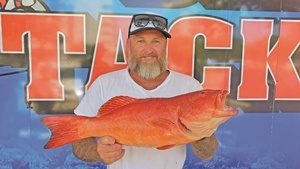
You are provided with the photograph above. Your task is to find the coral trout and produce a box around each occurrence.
[42,89,237,149]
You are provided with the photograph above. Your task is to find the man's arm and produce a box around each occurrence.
[72,135,217,162]
[72,136,124,164]
[72,137,101,162]
[190,134,219,160]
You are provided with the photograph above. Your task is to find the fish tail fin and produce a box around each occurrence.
[41,116,87,149]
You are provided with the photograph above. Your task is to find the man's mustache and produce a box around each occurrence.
[140,54,158,58]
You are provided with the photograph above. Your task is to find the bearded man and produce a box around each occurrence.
[72,13,220,169]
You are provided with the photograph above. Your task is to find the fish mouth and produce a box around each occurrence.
[215,90,228,109]
[215,90,238,117]
[220,107,238,117]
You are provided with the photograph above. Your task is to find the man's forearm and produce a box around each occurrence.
[72,137,101,162]
[72,135,218,162]
[190,134,219,160]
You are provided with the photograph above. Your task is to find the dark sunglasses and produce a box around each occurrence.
[132,14,168,31]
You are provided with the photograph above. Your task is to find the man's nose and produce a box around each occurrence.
[143,43,155,54]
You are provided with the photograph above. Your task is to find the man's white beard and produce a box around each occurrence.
[128,54,167,80]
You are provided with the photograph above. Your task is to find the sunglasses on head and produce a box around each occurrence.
[132,14,168,31]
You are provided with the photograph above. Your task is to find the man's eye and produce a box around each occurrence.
[137,40,145,43]
[152,40,161,45]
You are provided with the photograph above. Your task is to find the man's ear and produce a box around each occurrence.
[126,38,130,48]
[126,38,131,60]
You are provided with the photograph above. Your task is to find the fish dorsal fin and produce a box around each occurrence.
[98,96,137,117]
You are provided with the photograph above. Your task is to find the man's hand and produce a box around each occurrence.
[97,136,125,165]
[191,134,218,160]
[190,116,231,160]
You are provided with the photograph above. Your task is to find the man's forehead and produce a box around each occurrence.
[130,29,166,38]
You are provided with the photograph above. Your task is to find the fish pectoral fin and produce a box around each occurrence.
[148,118,176,132]
[157,144,175,150]
[98,96,137,117]
[178,117,200,140]
[178,118,219,139]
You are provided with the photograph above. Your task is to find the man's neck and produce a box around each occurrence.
[129,70,170,90]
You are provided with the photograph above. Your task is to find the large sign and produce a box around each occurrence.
[2,12,300,112]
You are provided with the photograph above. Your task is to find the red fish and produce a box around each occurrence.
[42,89,237,149]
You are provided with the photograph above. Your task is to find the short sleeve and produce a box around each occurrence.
[74,78,104,117]
[189,77,203,92]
